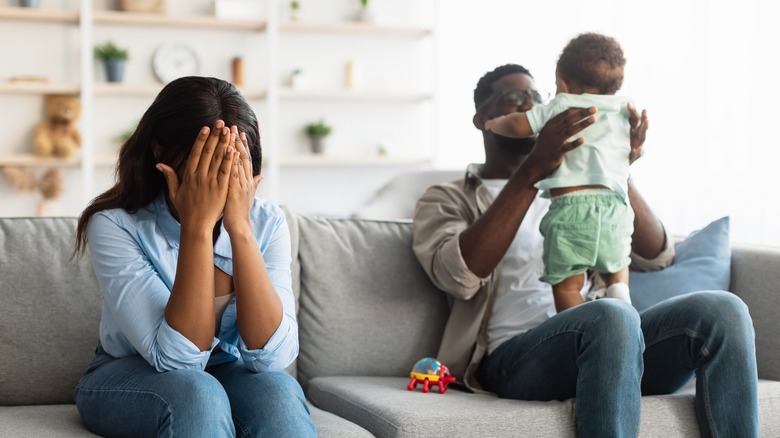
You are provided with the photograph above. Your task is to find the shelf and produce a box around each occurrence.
[0,6,78,24]
[275,155,431,167]
[92,10,266,31]
[280,21,431,37]
[0,154,116,168]
[93,83,266,100]
[0,82,79,95]
[279,88,430,102]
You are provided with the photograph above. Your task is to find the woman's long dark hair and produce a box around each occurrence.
[75,76,262,256]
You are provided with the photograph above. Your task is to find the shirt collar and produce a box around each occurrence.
[153,193,232,259]
[464,163,494,214]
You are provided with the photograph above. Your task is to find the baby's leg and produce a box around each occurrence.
[601,267,631,304]
[552,274,585,312]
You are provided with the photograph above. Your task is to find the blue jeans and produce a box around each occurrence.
[74,347,317,437]
[480,291,758,437]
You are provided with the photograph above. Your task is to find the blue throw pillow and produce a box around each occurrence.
[629,216,731,312]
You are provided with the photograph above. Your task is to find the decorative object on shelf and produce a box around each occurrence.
[117,0,166,13]
[377,144,388,156]
[152,42,200,84]
[289,68,305,89]
[214,0,261,20]
[290,0,300,21]
[33,95,81,158]
[303,119,332,155]
[9,75,48,84]
[18,0,40,8]
[94,40,129,83]
[1,167,63,216]
[407,357,456,394]
[231,56,244,88]
[344,60,360,90]
[355,0,373,22]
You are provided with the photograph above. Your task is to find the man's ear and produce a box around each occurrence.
[473,113,488,130]
[556,78,570,94]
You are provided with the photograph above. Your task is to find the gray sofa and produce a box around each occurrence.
[2,214,780,437]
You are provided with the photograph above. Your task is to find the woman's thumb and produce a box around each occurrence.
[156,163,179,198]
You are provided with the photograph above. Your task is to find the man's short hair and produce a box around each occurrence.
[474,64,533,111]
[557,33,625,95]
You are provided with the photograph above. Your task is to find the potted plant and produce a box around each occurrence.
[355,0,372,22]
[94,41,129,83]
[290,0,300,21]
[304,119,332,154]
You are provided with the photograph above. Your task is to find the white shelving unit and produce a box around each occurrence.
[0,0,437,217]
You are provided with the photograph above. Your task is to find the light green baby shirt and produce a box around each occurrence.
[526,93,632,200]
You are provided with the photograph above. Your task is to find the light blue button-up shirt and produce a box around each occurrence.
[87,193,298,373]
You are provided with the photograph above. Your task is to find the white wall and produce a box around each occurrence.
[2,0,779,248]
[435,0,780,247]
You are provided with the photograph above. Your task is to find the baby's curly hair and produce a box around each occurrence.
[557,33,625,95]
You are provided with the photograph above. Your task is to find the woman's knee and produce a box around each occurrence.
[682,291,751,323]
[164,369,232,416]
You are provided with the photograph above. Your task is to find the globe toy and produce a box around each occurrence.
[407,357,456,394]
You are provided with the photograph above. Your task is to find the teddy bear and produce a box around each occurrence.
[33,94,82,158]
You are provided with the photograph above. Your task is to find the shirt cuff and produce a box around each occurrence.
[629,226,676,272]
[239,316,296,372]
[154,319,216,372]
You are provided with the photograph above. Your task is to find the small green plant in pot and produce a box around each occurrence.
[94,41,129,83]
[304,119,332,154]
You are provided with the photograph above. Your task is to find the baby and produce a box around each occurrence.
[485,32,637,312]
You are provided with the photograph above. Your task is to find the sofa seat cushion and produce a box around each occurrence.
[0,405,99,437]
[308,376,780,437]
[309,376,576,437]
[310,403,375,437]
[0,402,373,437]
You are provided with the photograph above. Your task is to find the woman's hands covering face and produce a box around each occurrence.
[223,125,263,235]
[156,120,236,230]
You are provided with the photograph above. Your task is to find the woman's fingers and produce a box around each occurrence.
[185,126,211,175]
[196,120,225,175]
[239,131,253,179]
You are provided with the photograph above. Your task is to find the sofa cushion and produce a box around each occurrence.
[309,376,576,437]
[0,402,373,438]
[731,243,780,381]
[309,376,780,437]
[0,405,99,437]
[309,404,374,437]
[296,216,449,389]
[630,217,731,312]
[0,218,101,405]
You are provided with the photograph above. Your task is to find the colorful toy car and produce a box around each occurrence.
[407,357,456,394]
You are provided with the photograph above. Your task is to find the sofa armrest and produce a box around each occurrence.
[729,244,780,381]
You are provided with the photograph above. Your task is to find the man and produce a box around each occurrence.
[412,64,758,437]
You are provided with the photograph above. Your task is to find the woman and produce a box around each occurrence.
[73,76,316,437]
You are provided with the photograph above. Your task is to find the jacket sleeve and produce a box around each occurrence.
[412,184,489,301]
[629,224,676,272]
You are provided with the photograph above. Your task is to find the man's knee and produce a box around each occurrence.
[681,290,751,323]
[587,299,641,332]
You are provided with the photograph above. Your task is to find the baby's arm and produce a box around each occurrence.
[484,112,534,138]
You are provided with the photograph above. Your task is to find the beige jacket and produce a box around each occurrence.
[412,164,675,393]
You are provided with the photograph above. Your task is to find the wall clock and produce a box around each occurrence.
[152,42,201,84]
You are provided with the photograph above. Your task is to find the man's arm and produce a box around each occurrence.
[628,179,666,259]
[624,103,674,266]
[460,107,597,278]
[484,113,534,138]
